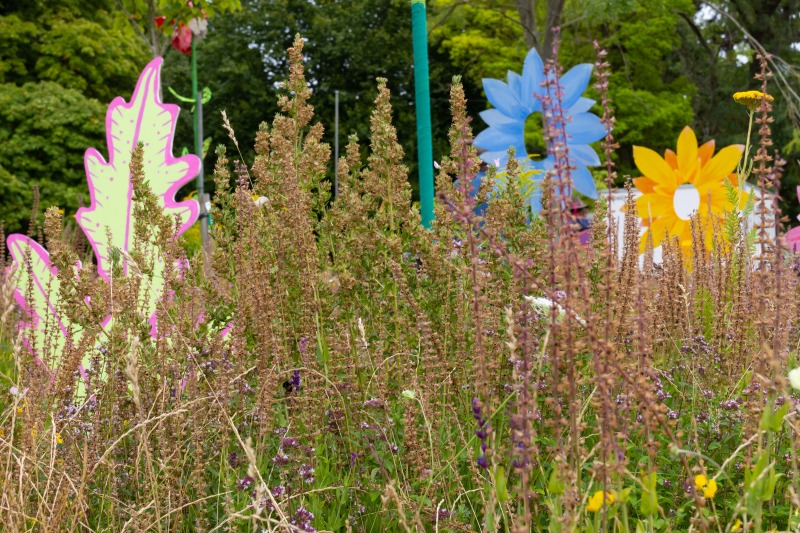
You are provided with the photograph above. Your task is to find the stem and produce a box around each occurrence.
[740,110,755,191]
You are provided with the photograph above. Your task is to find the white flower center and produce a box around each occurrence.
[673,183,700,220]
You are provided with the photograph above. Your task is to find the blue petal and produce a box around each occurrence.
[569,143,601,167]
[571,164,598,199]
[559,63,593,109]
[521,48,545,107]
[480,150,509,166]
[479,110,525,138]
[474,127,523,152]
[568,97,595,115]
[507,71,523,101]
[482,78,527,119]
[480,109,518,128]
[566,113,605,144]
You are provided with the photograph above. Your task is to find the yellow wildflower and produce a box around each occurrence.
[733,90,774,111]
[694,474,708,490]
[694,474,718,498]
[56,433,63,445]
[703,478,718,498]
[585,490,615,512]
[731,519,742,532]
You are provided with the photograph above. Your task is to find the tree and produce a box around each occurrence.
[163,0,465,200]
[0,2,150,234]
[675,0,800,219]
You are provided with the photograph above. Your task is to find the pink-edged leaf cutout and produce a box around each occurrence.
[786,186,800,253]
[77,56,199,281]
[6,57,199,391]
[7,235,76,372]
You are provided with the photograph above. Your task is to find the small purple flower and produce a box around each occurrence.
[291,506,316,532]
[290,370,301,392]
[237,476,253,491]
[272,453,290,465]
[272,485,286,497]
[281,437,298,448]
[299,463,315,484]
[298,337,308,355]
[472,398,490,468]
[350,452,358,466]
[363,398,383,409]
[228,451,241,468]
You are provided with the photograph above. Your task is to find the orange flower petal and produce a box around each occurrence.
[698,140,715,166]
[634,145,676,187]
[664,149,678,169]
[633,176,658,194]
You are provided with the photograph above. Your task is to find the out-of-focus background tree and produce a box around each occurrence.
[1,0,799,234]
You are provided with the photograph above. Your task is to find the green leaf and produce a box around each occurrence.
[640,471,659,516]
[547,468,564,496]
[494,466,508,504]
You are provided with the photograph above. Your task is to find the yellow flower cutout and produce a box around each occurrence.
[633,127,747,256]
[733,90,774,111]
[585,490,615,512]
[694,473,718,499]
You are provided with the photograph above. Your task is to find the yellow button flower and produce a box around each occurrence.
[733,90,774,111]
[585,490,615,512]
[731,519,742,532]
[694,474,718,498]
[694,474,708,490]
[703,478,718,499]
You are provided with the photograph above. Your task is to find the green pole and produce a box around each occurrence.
[191,35,207,247]
[411,0,434,228]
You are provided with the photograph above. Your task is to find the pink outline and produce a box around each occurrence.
[76,57,200,281]
[5,57,202,384]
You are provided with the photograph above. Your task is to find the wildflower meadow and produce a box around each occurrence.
[2,2,800,533]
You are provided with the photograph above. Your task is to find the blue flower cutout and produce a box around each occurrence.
[474,48,606,212]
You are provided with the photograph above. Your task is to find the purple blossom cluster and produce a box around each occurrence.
[472,398,489,469]
[290,507,315,532]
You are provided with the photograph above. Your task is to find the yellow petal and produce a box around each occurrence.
[697,145,743,186]
[640,214,678,251]
[636,192,674,220]
[634,145,676,187]
[677,126,699,176]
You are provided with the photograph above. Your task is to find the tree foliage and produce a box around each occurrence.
[0,1,149,233]
[163,0,465,198]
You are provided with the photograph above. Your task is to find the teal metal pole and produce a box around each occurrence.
[411,0,434,228]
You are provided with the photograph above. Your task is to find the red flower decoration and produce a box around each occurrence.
[171,22,192,56]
